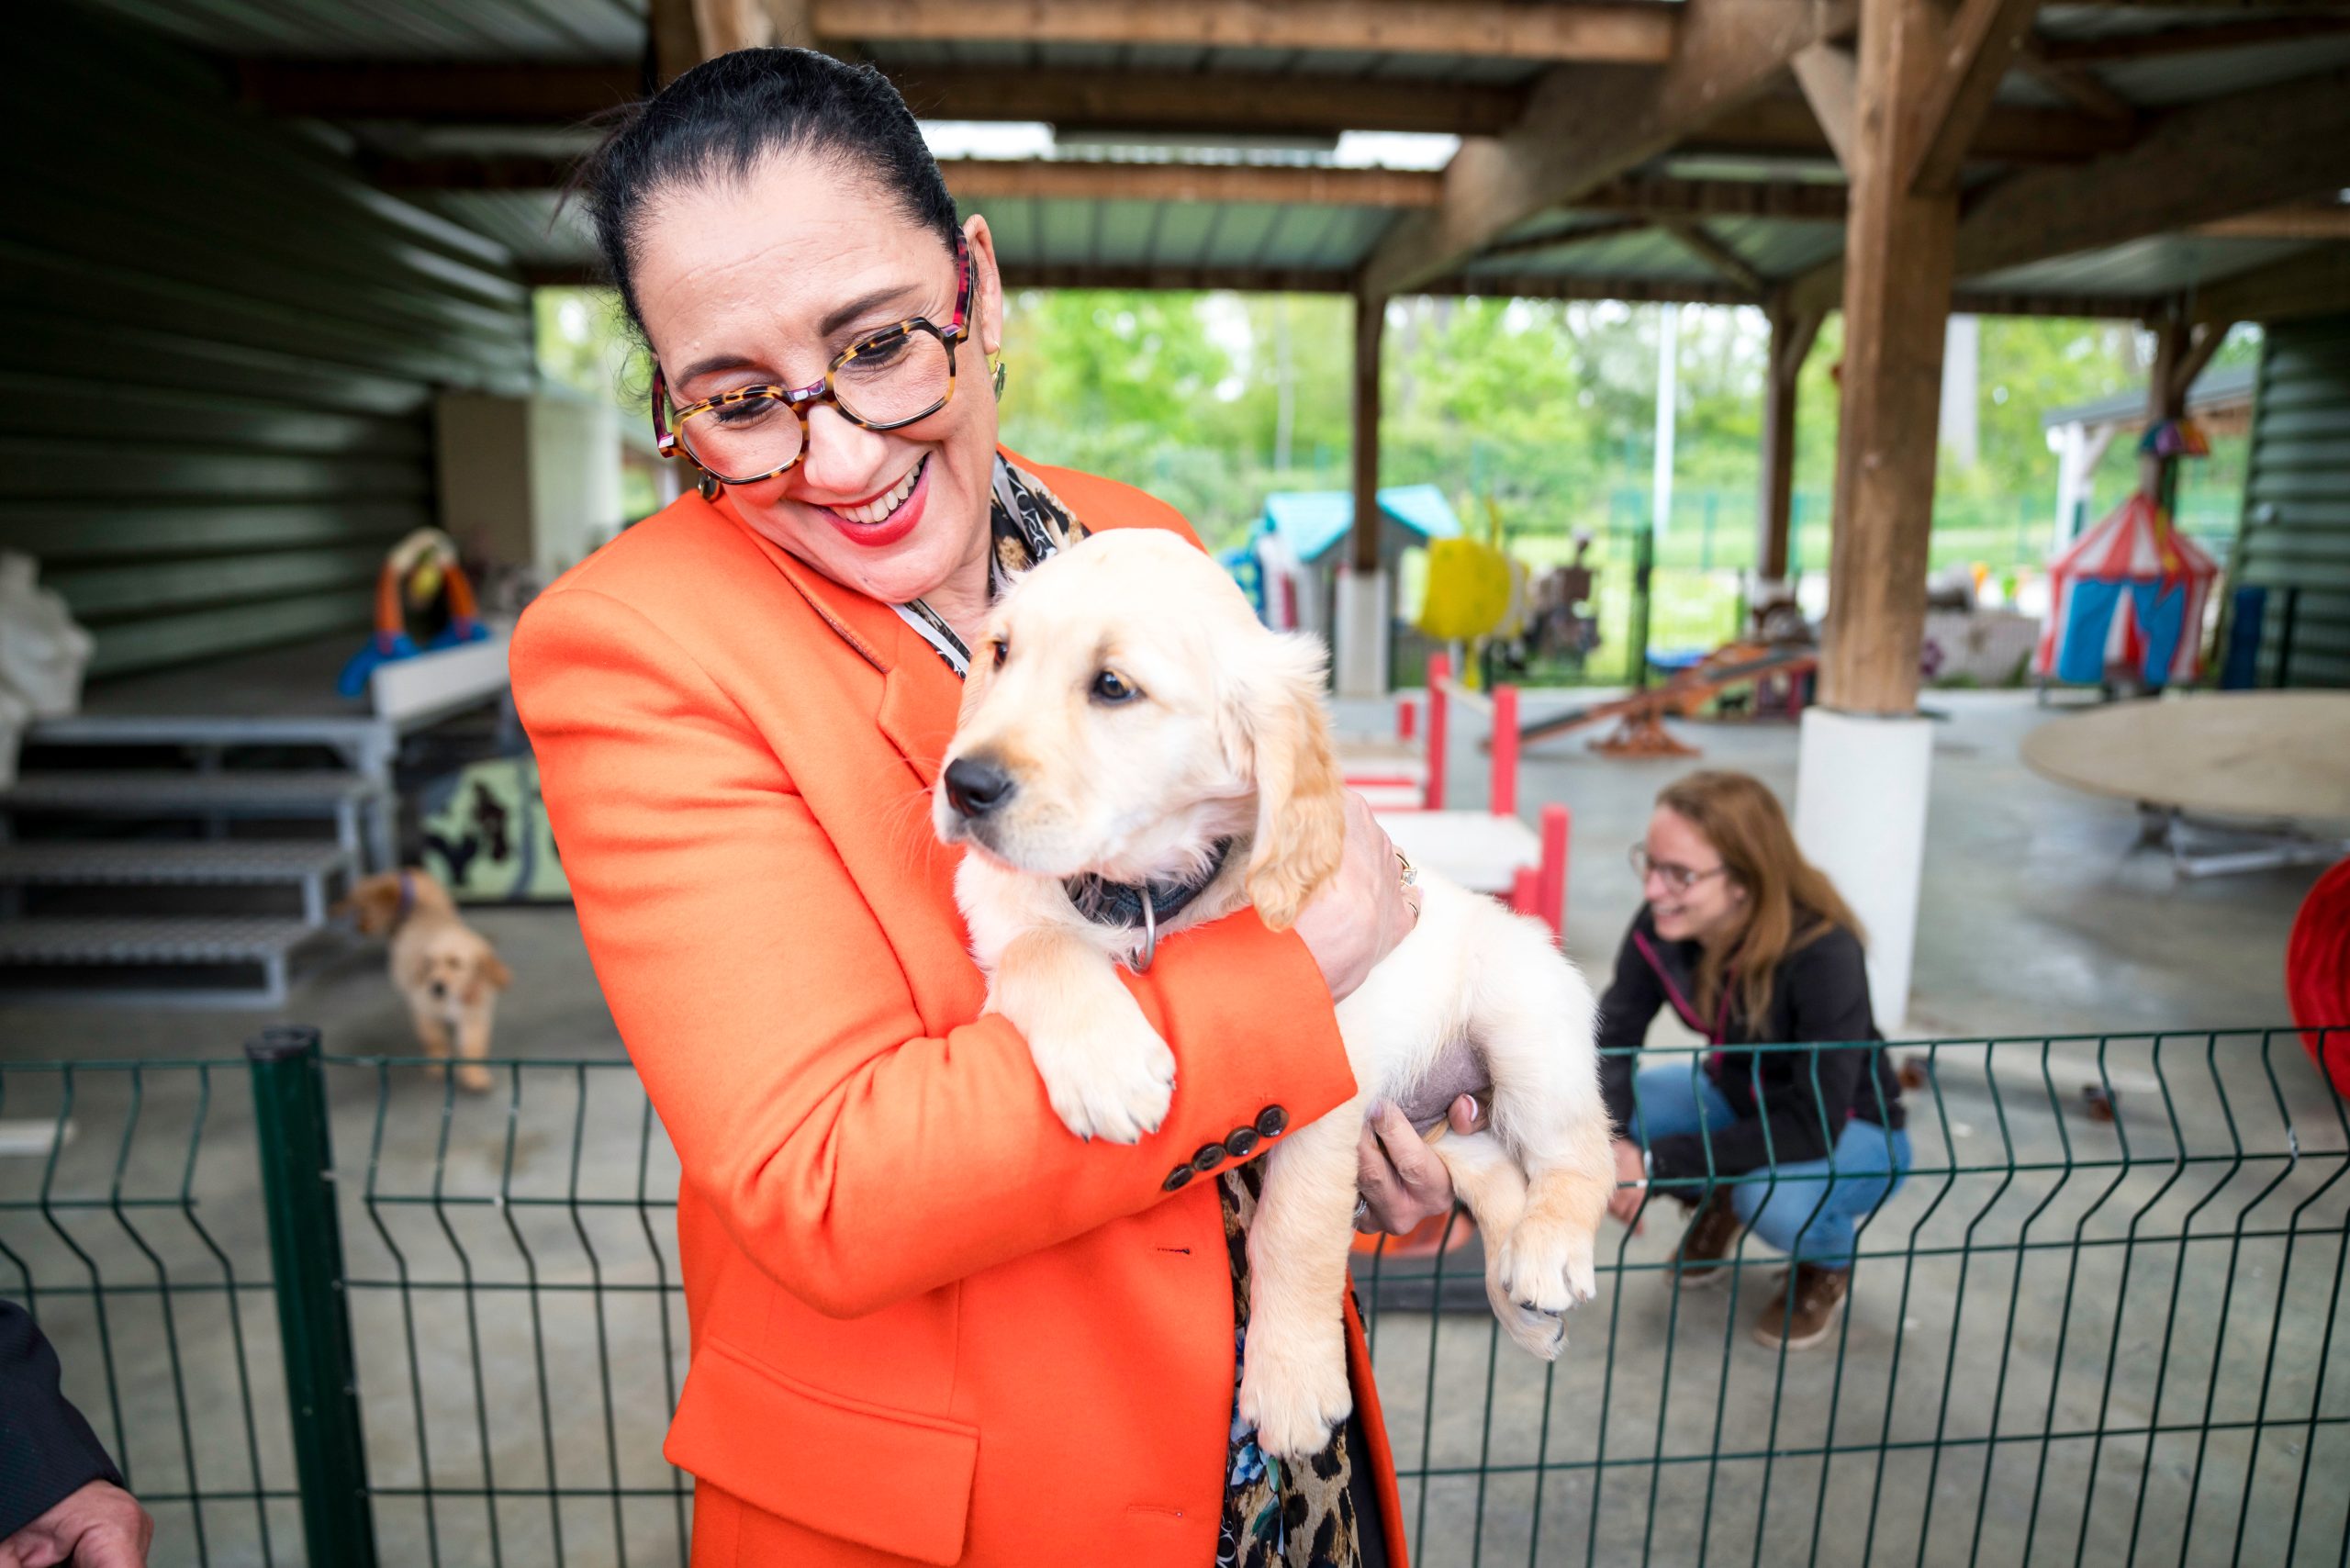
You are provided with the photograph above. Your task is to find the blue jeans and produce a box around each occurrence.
[1628,1063,1910,1268]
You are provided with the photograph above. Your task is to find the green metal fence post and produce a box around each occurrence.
[248,1026,379,1568]
[1630,521,1655,689]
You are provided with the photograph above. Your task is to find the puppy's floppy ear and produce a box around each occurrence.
[479,950,513,991]
[337,873,401,936]
[1235,631,1347,931]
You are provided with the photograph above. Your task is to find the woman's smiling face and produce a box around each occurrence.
[631,150,1005,606]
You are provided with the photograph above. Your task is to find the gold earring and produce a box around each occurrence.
[988,351,1006,399]
[697,472,722,501]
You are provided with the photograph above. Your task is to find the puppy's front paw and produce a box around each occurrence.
[1497,1215,1600,1316]
[1030,1022,1177,1144]
[1238,1330,1354,1459]
[453,1062,495,1094]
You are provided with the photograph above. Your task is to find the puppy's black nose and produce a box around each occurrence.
[430,981,447,1001]
[944,756,1016,819]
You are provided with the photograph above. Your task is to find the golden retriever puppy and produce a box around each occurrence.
[934,530,1614,1458]
[341,869,511,1093]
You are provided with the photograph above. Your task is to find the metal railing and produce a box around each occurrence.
[1,1027,2343,1567]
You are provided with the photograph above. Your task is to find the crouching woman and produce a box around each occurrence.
[1597,770,1909,1349]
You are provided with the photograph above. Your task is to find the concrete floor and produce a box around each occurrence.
[4,690,2344,1566]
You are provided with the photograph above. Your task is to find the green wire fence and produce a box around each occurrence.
[1,1027,2344,1566]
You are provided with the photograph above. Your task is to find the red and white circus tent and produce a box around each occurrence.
[2034,492,2221,688]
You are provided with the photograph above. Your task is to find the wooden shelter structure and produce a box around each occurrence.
[9,0,2350,1019]
[161,0,2349,702]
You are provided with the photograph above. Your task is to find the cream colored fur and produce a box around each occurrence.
[934,530,1613,1457]
[341,869,512,1093]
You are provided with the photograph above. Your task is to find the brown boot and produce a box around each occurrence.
[1673,1190,1743,1288]
[1752,1264,1851,1350]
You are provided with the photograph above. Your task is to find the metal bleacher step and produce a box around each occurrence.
[0,769,380,812]
[0,916,322,1008]
[0,842,357,924]
[0,769,384,863]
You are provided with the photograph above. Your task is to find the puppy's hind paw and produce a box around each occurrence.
[1497,1219,1599,1316]
[1035,1026,1177,1145]
[1498,1300,1569,1361]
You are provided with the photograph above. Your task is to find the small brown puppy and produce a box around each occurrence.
[341,869,511,1092]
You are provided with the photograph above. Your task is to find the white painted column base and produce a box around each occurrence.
[1793,708,1933,1034]
[1334,566,1391,699]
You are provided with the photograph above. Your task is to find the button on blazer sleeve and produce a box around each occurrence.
[511,587,1359,1320]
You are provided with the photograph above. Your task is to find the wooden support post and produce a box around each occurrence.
[2140,313,2193,508]
[1351,294,1385,577]
[1758,299,1823,585]
[1820,0,1962,715]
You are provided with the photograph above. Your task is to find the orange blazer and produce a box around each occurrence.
[510,456,1408,1568]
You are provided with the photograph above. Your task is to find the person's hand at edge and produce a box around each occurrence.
[1606,1137,1647,1233]
[0,1481,152,1568]
[1292,792,1419,1003]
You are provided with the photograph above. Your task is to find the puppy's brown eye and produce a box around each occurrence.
[1091,669,1139,704]
[991,637,1009,669]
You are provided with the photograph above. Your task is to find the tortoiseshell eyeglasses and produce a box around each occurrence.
[653,236,974,485]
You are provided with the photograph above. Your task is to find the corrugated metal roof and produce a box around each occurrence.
[1974,235,2320,297]
[419,191,590,265]
[2096,33,2350,107]
[76,0,645,61]
[974,196,1396,272]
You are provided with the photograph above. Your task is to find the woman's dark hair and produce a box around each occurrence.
[575,48,959,335]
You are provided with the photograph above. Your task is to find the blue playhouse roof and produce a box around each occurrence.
[1260,484,1461,565]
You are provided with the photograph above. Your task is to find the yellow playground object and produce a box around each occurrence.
[1417,534,1514,643]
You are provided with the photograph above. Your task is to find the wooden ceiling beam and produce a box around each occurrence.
[812,0,1681,62]
[891,65,1528,136]
[1904,0,2046,194]
[651,0,815,83]
[1790,43,1861,171]
[1953,65,2350,278]
[1479,216,1655,261]
[1684,92,2138,162]
[375,153,1446,205]
[1572,175,1849,220]
[1360,0,1857,297]
[1654,215,1769,292]
[2012,41,2138,123]
[2193,202,2350,241]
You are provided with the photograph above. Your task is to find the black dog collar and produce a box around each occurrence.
[1064,838,1236,970]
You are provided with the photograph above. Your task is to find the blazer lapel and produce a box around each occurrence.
[715,494,965,787]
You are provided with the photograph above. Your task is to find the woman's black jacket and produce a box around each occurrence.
[1595,905,1905,1182]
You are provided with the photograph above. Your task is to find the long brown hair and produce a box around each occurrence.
[1655,770,1863,1027]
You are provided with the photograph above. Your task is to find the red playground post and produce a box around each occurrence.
[1537,803,1571,938]
[1491,685,1519,819]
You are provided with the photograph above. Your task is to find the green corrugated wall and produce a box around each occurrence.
[0,7,534,679]
[2236,313,2350,689]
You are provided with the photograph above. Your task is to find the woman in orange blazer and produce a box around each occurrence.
[512,50,1483,1568]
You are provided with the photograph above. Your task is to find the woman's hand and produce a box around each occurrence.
[1292,792,1418,1003]
[1354,1096,1487,1235]
[1606,1137,1648,1232]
